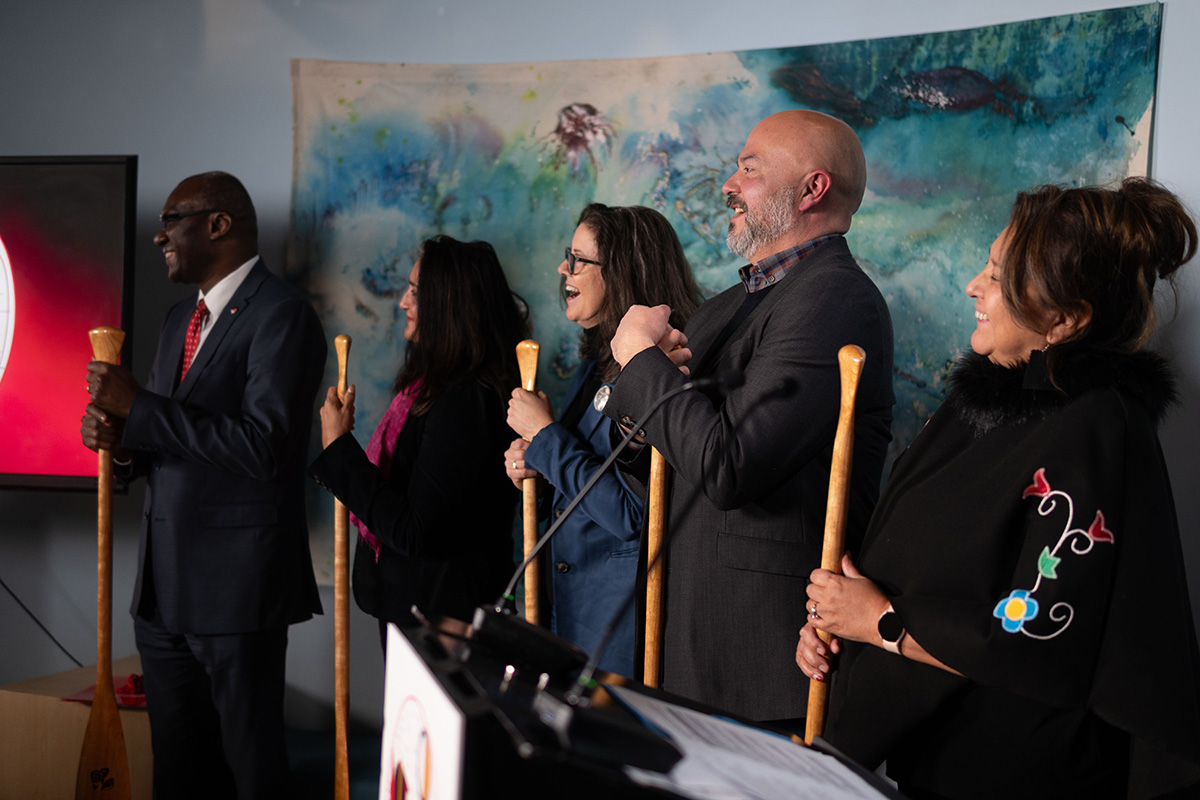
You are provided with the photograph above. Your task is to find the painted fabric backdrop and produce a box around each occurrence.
[290,5,1160,580]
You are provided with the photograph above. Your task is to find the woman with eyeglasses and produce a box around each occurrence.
[504,203,702,676]
[312,235,529,639]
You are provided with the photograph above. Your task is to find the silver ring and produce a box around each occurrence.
[512,460,518,470]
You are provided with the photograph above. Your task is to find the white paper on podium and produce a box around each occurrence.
[607,686,886,800]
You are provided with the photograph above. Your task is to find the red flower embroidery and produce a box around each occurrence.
[1087,509,1115,543]
[1022,467,1051,499]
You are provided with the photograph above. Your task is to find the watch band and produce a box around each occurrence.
[877,602,906,655]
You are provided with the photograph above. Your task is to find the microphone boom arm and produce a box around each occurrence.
[495,374,718,612]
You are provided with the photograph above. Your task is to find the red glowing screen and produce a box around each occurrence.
[0,157,136,489]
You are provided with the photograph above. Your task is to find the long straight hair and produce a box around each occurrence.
[393,235,529,412]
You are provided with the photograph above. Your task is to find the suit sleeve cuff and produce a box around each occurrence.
[604,346,678,429]
[309,432,366,494]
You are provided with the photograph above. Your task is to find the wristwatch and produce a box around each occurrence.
[877,603,906,655]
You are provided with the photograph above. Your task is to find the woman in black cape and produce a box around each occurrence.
[798,178,1200,799]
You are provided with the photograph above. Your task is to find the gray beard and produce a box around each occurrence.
[726,185,797,260]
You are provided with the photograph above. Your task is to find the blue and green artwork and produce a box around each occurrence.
[288,5,1160,578]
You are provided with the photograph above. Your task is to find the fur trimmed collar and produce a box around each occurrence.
[945,348,1176,436]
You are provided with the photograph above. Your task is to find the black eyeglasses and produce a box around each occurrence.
[159,208,226,227]
[564,247,603,275]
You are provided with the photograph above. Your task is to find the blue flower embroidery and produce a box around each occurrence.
[993,589,1039,633]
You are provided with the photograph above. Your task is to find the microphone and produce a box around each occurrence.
[468,368,743,673]
[699,369,793,397]
[690,367,744,391]
[703,369,794,396]
[570,369,803,699]
[493,366,744,611]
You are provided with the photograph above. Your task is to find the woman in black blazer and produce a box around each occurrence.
[311,235,528,636]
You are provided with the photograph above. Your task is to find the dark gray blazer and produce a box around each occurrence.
[122,260,326,635]
[603,237,894,720]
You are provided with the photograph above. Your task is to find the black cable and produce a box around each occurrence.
[496,371,740,609]
[0,571,84,667]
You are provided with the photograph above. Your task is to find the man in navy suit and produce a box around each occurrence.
[82,172,326,799]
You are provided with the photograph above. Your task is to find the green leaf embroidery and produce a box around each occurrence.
[1037,547,1061,580]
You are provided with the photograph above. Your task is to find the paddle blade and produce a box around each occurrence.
[75,686,131,800]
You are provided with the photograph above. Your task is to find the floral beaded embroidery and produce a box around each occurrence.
[991,468,1114,639]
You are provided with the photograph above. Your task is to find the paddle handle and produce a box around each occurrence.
[643,447,669,687]
[805,345,865,745]
[333,334,352,800]
[88,327,124,688]
[516,339,541,625]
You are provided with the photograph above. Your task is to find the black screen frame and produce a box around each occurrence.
[0,155,137,491]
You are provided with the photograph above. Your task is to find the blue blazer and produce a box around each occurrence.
[523,359,644,675]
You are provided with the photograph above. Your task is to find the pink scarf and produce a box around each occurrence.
[351,379,423,560]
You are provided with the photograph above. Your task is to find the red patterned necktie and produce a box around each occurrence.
[180,298,209,380]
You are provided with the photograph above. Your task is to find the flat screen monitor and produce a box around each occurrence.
[0,156,137,490]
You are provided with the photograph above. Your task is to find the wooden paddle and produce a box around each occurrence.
[643,447,669,688]
[644,339,687,687]
[805,344,865,746]
[333,334,352,800]
[76,326,131,800]
[516,339,541,625]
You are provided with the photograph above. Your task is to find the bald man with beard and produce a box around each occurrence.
[604,110,894,724]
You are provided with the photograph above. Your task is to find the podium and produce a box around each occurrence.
[377,618,901,800]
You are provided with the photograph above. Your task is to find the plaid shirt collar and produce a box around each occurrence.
[737,234,841,293]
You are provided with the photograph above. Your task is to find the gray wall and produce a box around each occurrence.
[3,0,1198,731]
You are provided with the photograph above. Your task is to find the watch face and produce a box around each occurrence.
[878,610,905,642]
